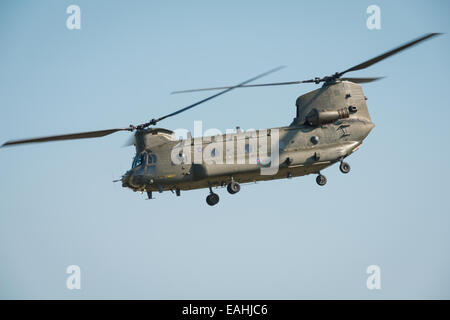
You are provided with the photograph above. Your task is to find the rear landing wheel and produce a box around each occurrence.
[227,181,240,194]
[206,193,220,206]
[316,174,327,186]
[339,161,350,174]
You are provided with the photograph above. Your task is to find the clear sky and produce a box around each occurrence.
[0,0,449,299]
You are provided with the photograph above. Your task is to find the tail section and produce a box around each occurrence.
[291,81,371,126]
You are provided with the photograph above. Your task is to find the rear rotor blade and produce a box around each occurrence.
[171,79,311,94]
[171,76,385,93]
[151,66,285,124]
[2,128,131,147]
[171,77,384,93]
[172,33,441,94]
[340,77,385,83]
[339,33,442,76]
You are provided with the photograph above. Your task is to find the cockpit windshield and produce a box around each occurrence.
[131,150,157,169]
[132,153,146,168]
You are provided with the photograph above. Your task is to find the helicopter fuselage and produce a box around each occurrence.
[121,81,375,195]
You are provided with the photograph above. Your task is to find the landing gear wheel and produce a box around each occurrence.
[227,181,241,194]
[316,174,327,186]
[206,193,220,206]
[339,161,350,174]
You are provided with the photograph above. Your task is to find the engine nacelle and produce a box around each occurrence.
[305,107,351,126]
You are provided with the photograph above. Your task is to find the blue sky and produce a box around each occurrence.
[0,0,449,299]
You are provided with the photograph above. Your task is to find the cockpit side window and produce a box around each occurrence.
[145,149,157,166]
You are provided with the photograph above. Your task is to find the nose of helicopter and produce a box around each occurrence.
[121,169,152,190]
[121,170,133,188]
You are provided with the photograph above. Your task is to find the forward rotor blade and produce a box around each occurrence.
[171,79,310,94]
[339,33,442,76]
[340,77,385,83]
[1,128,131,147]
[123,133,136,147]
[2,67,284,147]
[154,66,285,123]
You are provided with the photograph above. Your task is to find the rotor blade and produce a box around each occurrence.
[123,133,136,147]
[339,33,442,76]
[170,77,383,93]
[340,77,385,83]
[171,79,312,94]
[1,128,131,147]
[156,66,285,123]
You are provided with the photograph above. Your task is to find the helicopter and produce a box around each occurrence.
[1,33,441,206]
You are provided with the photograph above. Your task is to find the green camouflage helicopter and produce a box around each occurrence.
[2,33,441,206]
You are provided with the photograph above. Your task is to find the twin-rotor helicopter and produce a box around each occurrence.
[2,33,441,206]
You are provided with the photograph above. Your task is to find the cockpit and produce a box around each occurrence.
[131,149,158,169]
